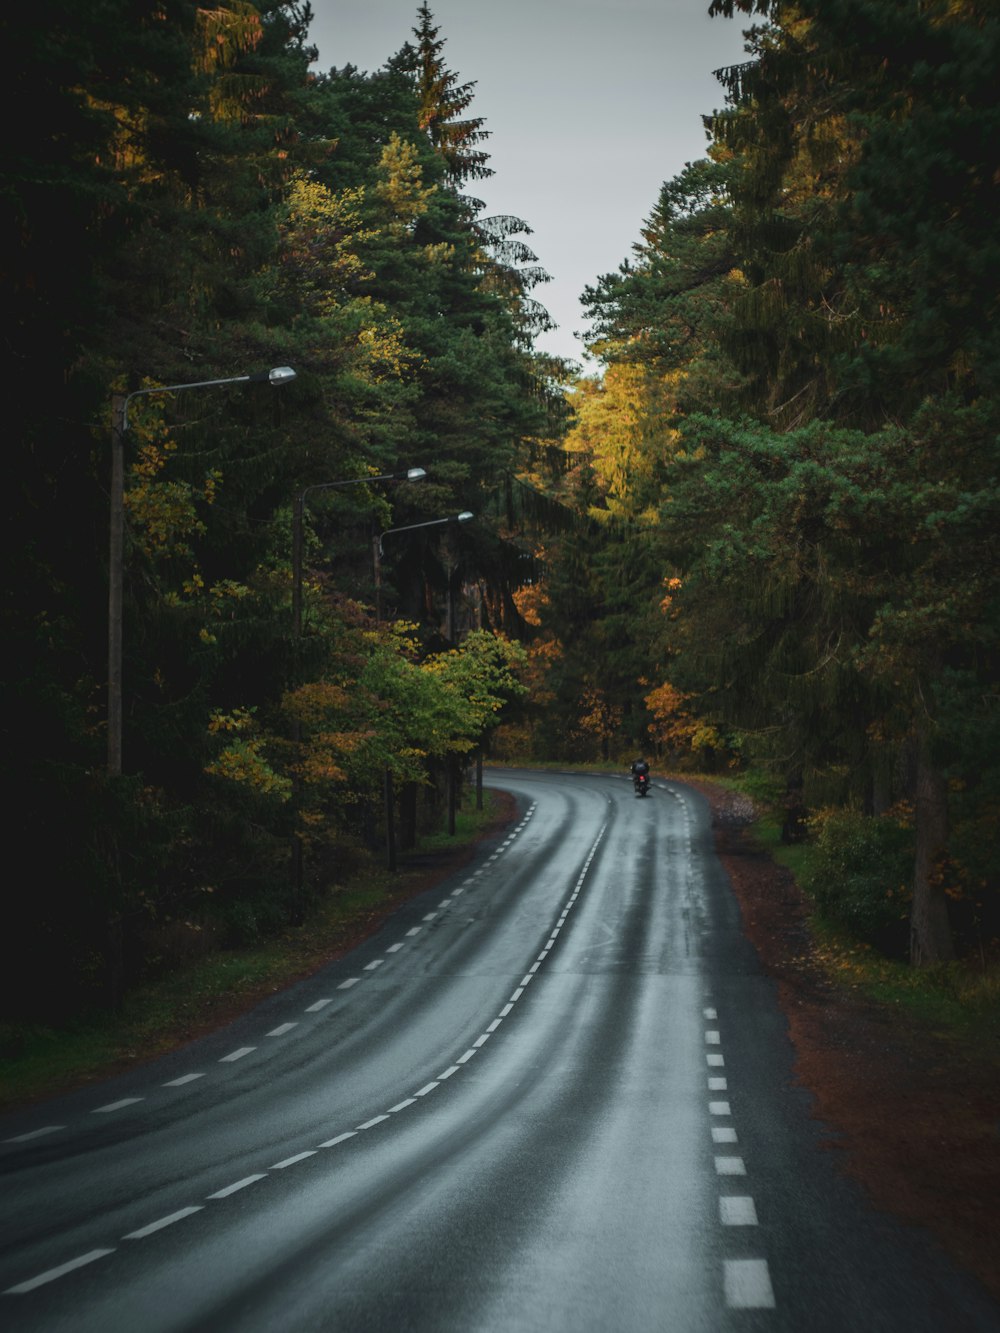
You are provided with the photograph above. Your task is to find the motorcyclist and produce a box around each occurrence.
[630,757,649,791]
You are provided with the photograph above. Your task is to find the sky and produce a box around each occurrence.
[305,1,751,368]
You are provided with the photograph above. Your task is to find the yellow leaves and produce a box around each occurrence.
[205,737,291,800]
[375,133,436,228]
[578,688,622,741]
[208,707,255,735]
[659,575,682,616]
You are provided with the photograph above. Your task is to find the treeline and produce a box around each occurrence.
[508,0,999,965]
[2,3,565,1018]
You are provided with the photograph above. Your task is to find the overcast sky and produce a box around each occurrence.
[306,1,751,368]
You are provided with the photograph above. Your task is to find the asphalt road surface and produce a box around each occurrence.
[2,769,997,1331]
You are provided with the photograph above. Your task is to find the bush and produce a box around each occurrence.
[802,807,914,956]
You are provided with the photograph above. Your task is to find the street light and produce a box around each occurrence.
[288,465,426,922]
[373,511,474,871]
[376,511,474,559]
[108,366,296,776]
[292,467,427,646]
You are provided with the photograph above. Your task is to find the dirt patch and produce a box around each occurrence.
[683,778,1000,1304]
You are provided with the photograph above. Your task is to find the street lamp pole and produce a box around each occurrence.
[288,466,426,922]
[373,511,474,623]
[374,511,474,868]
[108,367,296,777]
[291,468,427,648]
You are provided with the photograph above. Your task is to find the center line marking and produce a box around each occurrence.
[163,1073,204,1087]
[124,1207,203,1239]
[338,977,359,989]
[208,1175,266,1199]
[4,1125,65,1143]
[320,1131,357,1147]
[267,1023,297,1037]
[270,1150,317,1169]
[220,1047,255,1062]
[305,998,333,1011]
[4,1250,115,1294]
[363,959,383,971]
[92,1098,143,1114]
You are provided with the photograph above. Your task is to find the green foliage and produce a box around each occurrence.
[801,808,915,953]
[2,2,568,1018]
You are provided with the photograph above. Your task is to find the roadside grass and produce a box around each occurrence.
[747,793,1000,1049]
[0,794,504,1114]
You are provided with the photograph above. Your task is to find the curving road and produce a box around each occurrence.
[1,769,997,1331]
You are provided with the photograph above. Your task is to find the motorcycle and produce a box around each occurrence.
[633,771,650,797]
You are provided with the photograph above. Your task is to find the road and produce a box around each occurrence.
[1,768,997,1331]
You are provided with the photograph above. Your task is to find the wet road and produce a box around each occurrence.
[2,768,997,1331]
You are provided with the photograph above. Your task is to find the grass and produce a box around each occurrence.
[742,782,1000,1047]
[0,792,505,1114]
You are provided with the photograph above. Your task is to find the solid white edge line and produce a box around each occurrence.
[208,1174,267,1199]
[124,1206,203,1239]
[5,1249,116,1294]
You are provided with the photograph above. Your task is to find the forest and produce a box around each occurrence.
[2,0,997,1025]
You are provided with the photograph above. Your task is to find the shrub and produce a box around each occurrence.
[802,807,915,956]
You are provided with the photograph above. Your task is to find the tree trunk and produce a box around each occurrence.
[909,731,954,966]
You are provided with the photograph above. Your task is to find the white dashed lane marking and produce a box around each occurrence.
[219,1048,255,1063]
[705,999,774,1310]
[4,1250,115,1294]
[124,1207,203,1240]
[3,800,587,1302]
[724,1258,776,1309]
